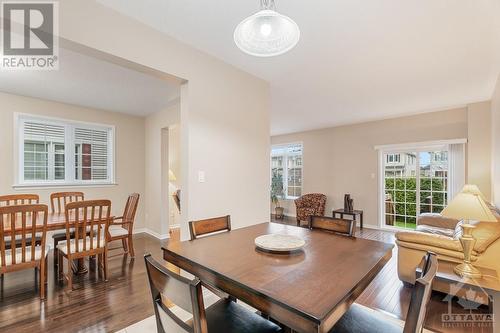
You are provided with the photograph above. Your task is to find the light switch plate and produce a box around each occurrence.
[198,171,205,183]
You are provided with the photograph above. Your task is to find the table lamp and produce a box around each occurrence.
[441,185,497,278]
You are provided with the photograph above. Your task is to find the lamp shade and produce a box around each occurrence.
[169,169,177,182]
[441,185,497,222]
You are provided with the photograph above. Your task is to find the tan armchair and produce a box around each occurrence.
[294,193,326,226]
[396,206,500,302]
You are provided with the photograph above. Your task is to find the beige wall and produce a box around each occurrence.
[145,103,180,237]
[272,107,470,227]
[467,101,492,200]
[59,1,271,241]
[0,92,146,228]
[492,75,500,207]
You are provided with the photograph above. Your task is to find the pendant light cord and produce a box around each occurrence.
[260,0,276,10]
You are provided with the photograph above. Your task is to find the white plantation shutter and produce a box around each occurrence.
[24,121,65,143]
[75,127,110,181]
[17,114,114,185]
[22,121,65,181]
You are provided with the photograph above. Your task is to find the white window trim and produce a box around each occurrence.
[13,113,116,188]
[376,140,465,230]
[271,142,303,200]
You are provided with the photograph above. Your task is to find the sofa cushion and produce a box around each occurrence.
[395,231,462,252]
[416,224,455,238]
[417,213,459,230]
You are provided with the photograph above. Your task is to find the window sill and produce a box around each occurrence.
[12,182,118,190]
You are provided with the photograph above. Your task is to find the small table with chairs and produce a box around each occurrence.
[0,191,140,298]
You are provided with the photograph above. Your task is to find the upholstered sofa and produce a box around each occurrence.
[294,193,326,226]
[396,204,500,301]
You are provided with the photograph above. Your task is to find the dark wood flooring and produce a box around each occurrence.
[0,219,493,332]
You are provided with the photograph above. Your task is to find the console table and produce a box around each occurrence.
[332,209,364,229]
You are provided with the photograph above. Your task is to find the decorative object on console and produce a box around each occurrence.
[344,194,354,212]
[441,184,497,278]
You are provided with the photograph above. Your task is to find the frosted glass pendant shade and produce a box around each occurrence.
[234,7,300,57]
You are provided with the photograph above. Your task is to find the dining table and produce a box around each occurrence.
[162,222,394,333]
[3,211,113,274]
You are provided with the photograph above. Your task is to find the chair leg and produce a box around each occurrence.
[103,249,108,281]
[127,235,135,258]
[58,252,63,281]
[121,238,128,254]
[40,261,45,300]
[53,239,58,267]
[66,256,73,291]
[44,257,48,285]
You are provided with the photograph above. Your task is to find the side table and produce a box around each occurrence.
[332,209,363,229]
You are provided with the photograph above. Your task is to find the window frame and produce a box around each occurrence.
[271,142,303,200]
[376,140,466,230]
[14,113,116,188]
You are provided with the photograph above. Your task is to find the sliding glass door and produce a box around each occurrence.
[383,150,449,229]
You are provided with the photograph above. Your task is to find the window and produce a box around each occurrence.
[386,154,401,164]
[382,149,449,230]
[271,143,303,199]
[17,114,114,186]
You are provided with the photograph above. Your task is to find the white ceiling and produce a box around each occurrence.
[98,0,500,135]
[0,47,180,116]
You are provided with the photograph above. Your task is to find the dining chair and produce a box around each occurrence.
[50,192,85,213]
[0,194,42,249]
[0,204,49,299]
[0,194,39,206]
[329,252,438,333]
[51,192,85,267]
[57,200,111,291]
[107,193,140,258]
[309,215,356,237]
[189,215,231,241]
[144,254,283,333]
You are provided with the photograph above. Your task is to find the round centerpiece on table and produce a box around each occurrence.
[254,234,305,254]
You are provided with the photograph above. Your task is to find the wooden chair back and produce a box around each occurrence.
[63,200,111,255]
[403,252,438,333]
[122,193,140,232]
[309,215,356,237]
[189,215,231,241]
[50,192,84,213]
[0,194,39,206]
[144,254,207,333]
[0,204,48,271]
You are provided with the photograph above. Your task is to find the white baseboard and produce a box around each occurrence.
[133,228,170,240]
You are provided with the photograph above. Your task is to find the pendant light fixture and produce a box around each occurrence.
[234,0,300,57]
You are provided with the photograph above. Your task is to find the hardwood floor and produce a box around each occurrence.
[0,221,494,332]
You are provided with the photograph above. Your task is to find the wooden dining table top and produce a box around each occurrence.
[162,222,394,332]
[3,212,112,232]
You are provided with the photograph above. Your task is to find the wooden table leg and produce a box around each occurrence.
[71,259,88,275]
[360,212,364,229]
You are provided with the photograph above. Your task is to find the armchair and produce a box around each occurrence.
[294,193,326,226]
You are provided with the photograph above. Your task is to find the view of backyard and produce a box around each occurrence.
[384,151,448,229]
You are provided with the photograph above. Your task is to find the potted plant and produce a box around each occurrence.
[271,170,284,219]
